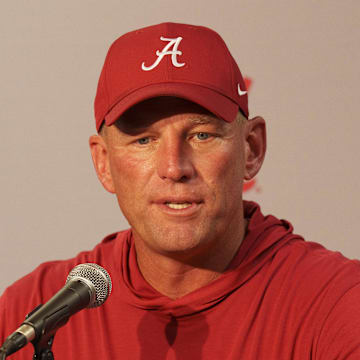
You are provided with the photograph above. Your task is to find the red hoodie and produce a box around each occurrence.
[1,201,360,359]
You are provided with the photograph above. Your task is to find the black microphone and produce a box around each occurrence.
[0,263,112,357]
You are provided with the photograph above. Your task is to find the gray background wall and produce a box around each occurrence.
[1,0,359,293]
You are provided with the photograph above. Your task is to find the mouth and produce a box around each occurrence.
[165,202,192,210]
[154,197,203,216]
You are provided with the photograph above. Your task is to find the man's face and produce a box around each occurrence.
[96,97,247,260]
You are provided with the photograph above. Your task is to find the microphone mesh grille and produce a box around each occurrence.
[66,263,112,308]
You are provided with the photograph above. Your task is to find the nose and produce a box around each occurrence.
[156,138,195,182]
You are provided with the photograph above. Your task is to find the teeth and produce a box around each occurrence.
[166,202,192,209]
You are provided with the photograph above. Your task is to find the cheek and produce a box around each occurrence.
[108,152,154,200]
[201,147,244,183]
[199,147,245,210]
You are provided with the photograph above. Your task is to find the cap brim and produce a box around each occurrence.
[104,83,239,126]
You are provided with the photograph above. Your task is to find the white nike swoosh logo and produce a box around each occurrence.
[238,84,247,96]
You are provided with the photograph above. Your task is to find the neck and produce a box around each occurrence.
[134,219,248,300]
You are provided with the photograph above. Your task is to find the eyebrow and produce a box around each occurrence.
[188,115,217,125]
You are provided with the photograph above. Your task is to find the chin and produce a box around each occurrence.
[148,227,213,256]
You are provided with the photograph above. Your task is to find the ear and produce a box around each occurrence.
[243,116,266,180]
[89,134,116,193]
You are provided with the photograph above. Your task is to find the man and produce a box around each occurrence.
[1,22,360,359]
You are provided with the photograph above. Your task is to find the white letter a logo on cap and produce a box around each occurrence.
[141,37,185,71]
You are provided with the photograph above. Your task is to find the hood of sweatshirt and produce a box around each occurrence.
[115,201,303,318]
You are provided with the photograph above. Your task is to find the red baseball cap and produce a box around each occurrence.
[94,22,249,131]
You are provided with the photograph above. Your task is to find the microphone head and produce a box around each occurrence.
[66,263,112,308]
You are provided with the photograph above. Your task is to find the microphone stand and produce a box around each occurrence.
[27,304,56,360]
[32,333,55,360]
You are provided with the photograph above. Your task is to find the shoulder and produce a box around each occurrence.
[272,239,360,328]
[279,239,360,285]
[272,239,360,300]
[288,241,360,358]
[262,238,360,356]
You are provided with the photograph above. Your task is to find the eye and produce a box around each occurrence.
[196,132,210,141]
[137,137,150,145]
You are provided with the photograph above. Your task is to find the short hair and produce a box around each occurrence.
[98,123,107,137]
[236,110,247,125]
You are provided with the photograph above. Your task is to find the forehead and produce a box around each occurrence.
[113,96,228,133]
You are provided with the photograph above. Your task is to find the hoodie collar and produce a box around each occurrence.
[117,201,303,317]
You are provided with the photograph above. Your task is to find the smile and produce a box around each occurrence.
[165,202,192,210]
